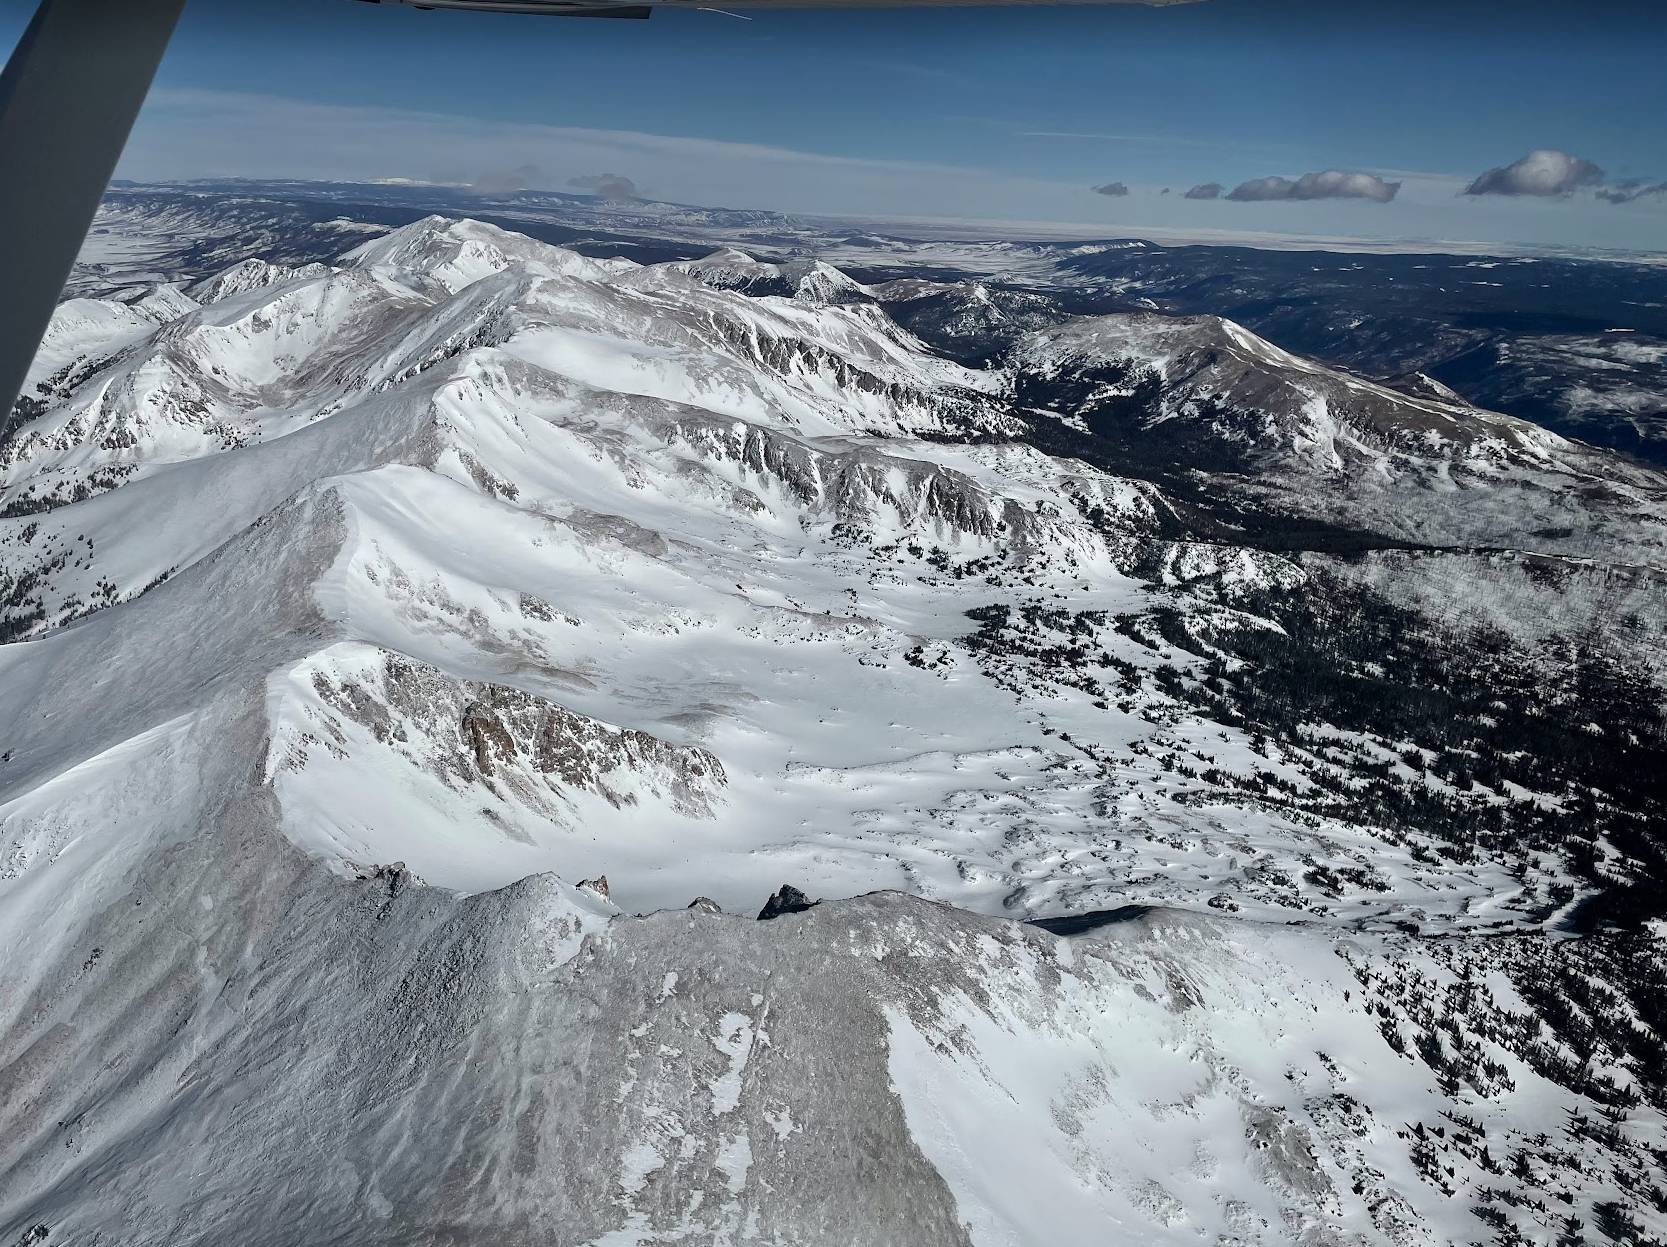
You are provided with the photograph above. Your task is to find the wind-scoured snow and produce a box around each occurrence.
[2,214,1664,1247]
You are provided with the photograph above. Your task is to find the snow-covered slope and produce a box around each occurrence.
[1011,312,1667,563]
[2,216,1664,1247]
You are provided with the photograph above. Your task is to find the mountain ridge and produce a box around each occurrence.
[1,211,1664,1246]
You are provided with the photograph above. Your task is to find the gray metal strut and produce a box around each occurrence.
[0,0,188,434]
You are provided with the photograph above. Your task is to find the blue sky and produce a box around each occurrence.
[4,0,1665,251]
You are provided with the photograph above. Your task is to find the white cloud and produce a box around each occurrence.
[1598,179,1667,205]
[1464,149,1604,197]
[112,90,1667,254]
[1226,170,1400,203]
[569,173,639,201]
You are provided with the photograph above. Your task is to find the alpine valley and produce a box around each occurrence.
[1,183,1664,1247]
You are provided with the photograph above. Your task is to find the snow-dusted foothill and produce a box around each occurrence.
[2,213,1664,1246]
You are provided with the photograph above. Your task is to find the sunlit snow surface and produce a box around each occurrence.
[2,216,1664,1246]
[0,218,1551,921]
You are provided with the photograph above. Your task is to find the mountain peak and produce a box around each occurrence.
[343,214,633,295]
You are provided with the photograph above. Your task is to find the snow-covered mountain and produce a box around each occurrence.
[1008,311,1667,567]
[2,214,1664,1247]
[56,182,1667,466]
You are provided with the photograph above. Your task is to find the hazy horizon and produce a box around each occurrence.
[4,0,1665,253]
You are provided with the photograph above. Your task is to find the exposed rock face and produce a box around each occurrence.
[293,647,725,812]
[756,884,817,921]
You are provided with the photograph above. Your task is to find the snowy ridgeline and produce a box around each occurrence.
[1,216,1664,1246]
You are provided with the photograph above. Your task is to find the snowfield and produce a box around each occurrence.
[1,214,1663,1247]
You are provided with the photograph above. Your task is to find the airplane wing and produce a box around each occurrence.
[370,0,1200,10]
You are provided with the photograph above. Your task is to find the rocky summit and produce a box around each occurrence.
[1,204,1664,1246]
